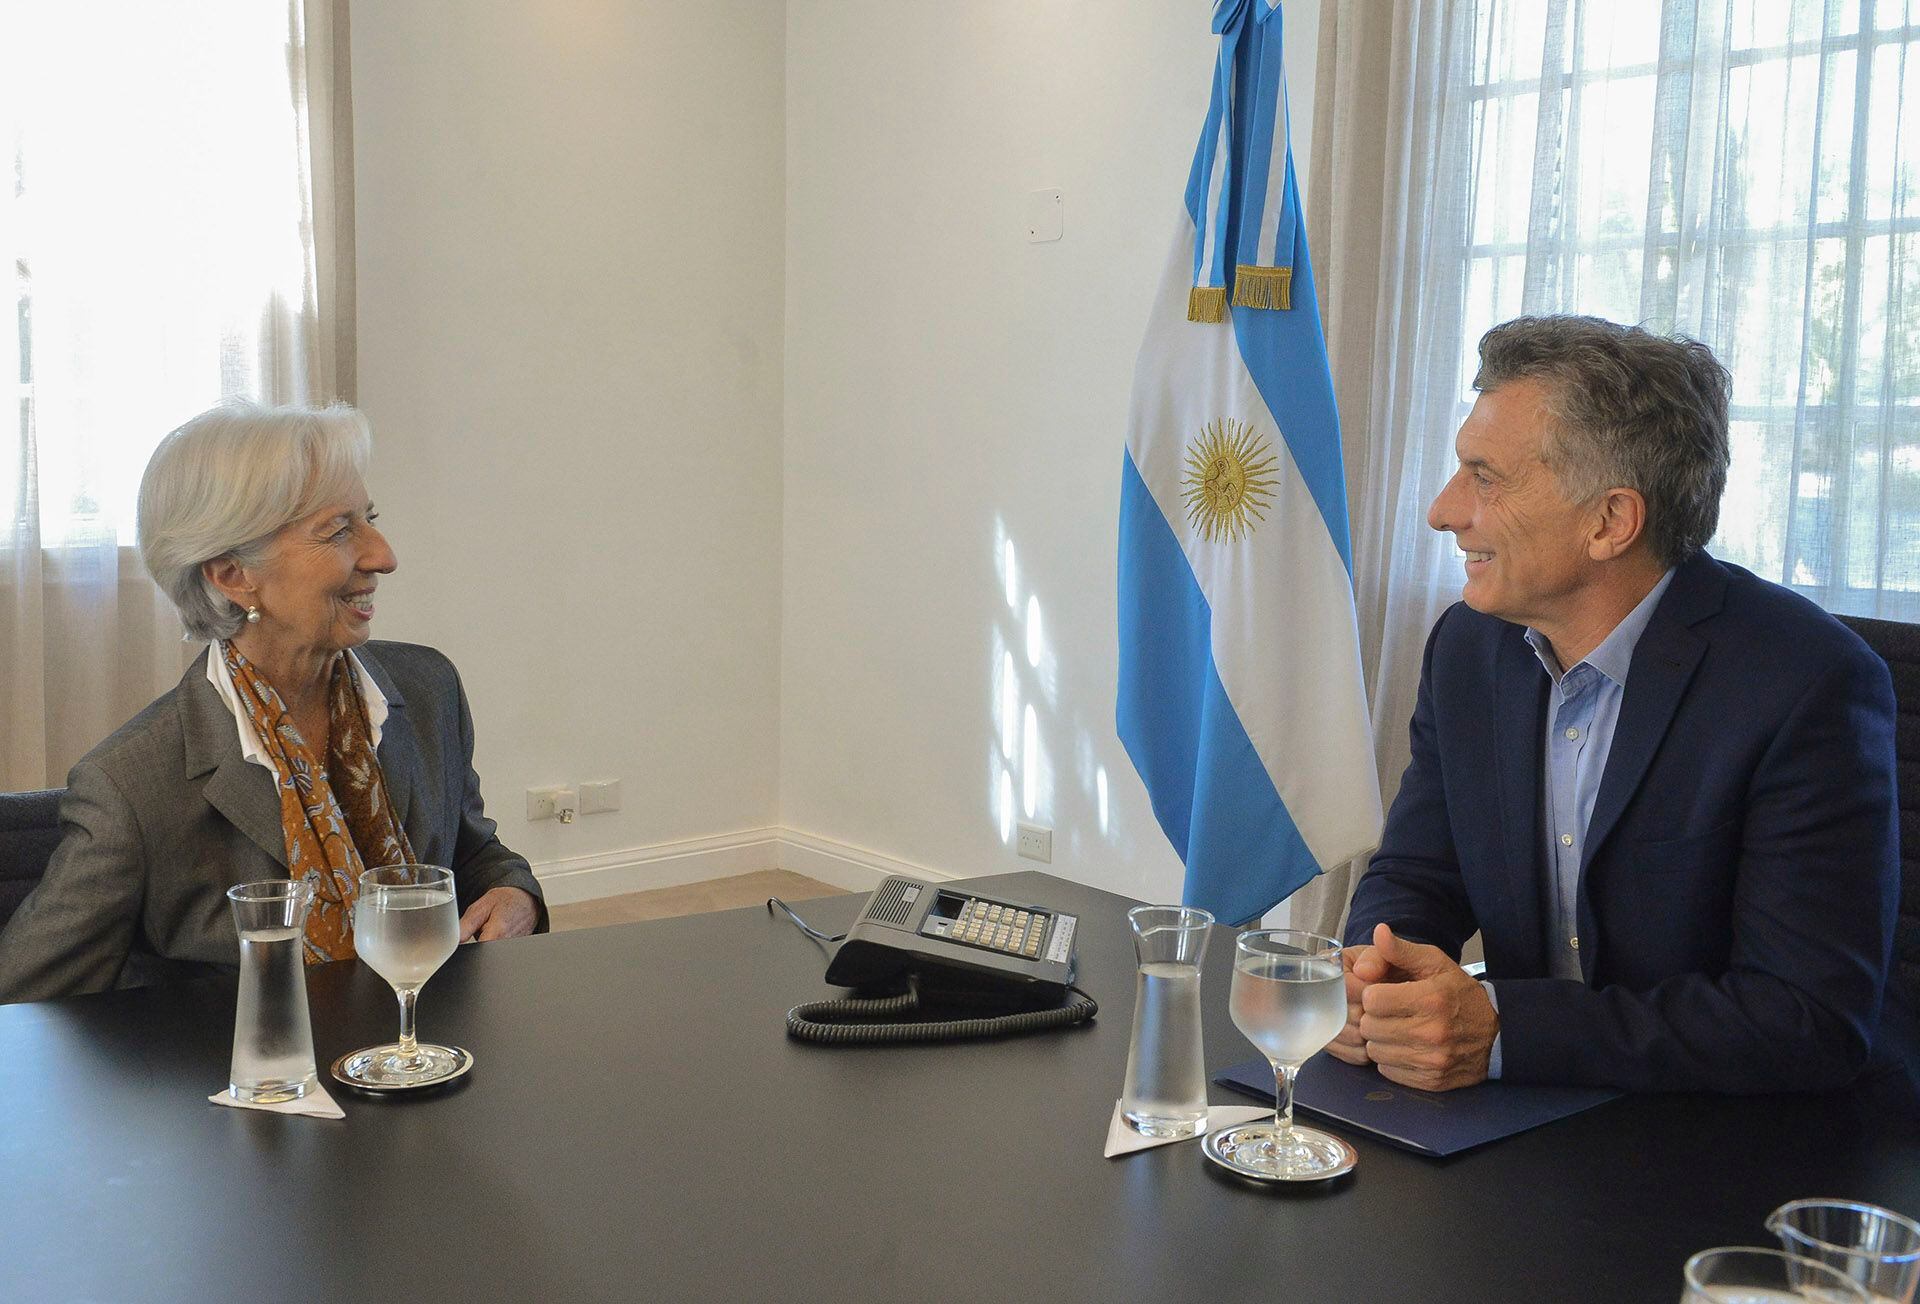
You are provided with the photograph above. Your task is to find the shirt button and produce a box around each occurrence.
[1569,936,1581,950]
[1564,726,1580,740]
[1560,833,1574,846]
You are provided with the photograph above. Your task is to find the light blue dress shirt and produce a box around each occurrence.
[1482,568,1674,1079]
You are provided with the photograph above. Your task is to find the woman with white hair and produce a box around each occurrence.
[0,403,543,1002]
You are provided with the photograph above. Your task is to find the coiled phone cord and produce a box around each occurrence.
[784,977,1099,1045]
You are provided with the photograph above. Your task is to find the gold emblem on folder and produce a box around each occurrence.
[1182,418,1278,543]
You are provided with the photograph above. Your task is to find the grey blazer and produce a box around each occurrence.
[0,641,546,1004]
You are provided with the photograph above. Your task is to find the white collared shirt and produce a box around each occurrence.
[206,643,389,774]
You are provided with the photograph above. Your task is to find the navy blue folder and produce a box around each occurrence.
[1214,1053,1622,1157]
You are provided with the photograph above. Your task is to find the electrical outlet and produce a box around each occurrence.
[1017,822,1052,863]
[526,786,577,823]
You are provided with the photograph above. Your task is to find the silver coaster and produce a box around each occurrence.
[330,1044,474,1094]
[1202,1122,1357,1182]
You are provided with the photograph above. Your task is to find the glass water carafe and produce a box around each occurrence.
[1120,904,1215,1138]
[226,879,319,1103]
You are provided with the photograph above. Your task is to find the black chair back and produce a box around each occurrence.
[1838,615,1920,1014]
[0,788,63,932]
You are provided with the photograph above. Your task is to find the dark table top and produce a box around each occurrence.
[4,869,1917,1303]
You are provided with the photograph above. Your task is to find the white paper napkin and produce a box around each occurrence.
[208,1081,345,1119]
[1104,1100,1271,1158]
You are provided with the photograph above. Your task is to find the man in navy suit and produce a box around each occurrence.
[1332,315,1905,1094]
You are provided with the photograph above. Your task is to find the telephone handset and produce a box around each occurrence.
[777,876,1098,1044]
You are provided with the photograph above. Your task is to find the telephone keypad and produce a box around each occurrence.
[945,897,1050,958]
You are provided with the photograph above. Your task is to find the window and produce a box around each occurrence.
[1457,0,1919,615]
[3,2,320,548]
[1,3,345,792]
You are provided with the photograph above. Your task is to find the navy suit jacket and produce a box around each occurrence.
[1344,553,1908,1093]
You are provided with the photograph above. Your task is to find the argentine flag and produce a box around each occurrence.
[1117,0,1381,926]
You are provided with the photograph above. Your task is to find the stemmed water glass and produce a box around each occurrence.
[1216,928,1356,1180]
[333,864,470,1090]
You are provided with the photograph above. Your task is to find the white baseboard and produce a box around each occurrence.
[530,827,956,906]
[532,828,781,906]
[773,828,957,892]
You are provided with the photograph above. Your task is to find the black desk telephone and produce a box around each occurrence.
[774,876,1099,1044]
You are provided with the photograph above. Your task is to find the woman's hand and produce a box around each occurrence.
[458,886,539,942]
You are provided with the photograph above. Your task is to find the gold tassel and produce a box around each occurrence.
[1187,285,1228,323]
[1231,264,1293,311]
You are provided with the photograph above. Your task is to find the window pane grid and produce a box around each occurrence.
[1464,214,1920,262]
[3,3,316,546]
[1452,2,1920,606]
[1467,24,1920,98]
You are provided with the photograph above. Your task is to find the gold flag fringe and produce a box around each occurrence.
[1230,264,1293,311]
[1187,285,1228,323]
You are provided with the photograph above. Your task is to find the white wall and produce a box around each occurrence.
[781,1,1321,904]
[344,0,1321,903]
[352,3,787,877]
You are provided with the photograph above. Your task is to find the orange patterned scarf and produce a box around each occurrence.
[222,642,416,963]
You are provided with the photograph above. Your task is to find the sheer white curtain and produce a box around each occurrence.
[1,0,354,791]
[1294,0,1920,937]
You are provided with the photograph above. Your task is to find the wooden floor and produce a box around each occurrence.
[547,869,846,932]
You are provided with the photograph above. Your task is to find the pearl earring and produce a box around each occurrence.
[245,606,261,624]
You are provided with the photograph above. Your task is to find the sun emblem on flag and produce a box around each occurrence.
[1182,417,1278,542]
